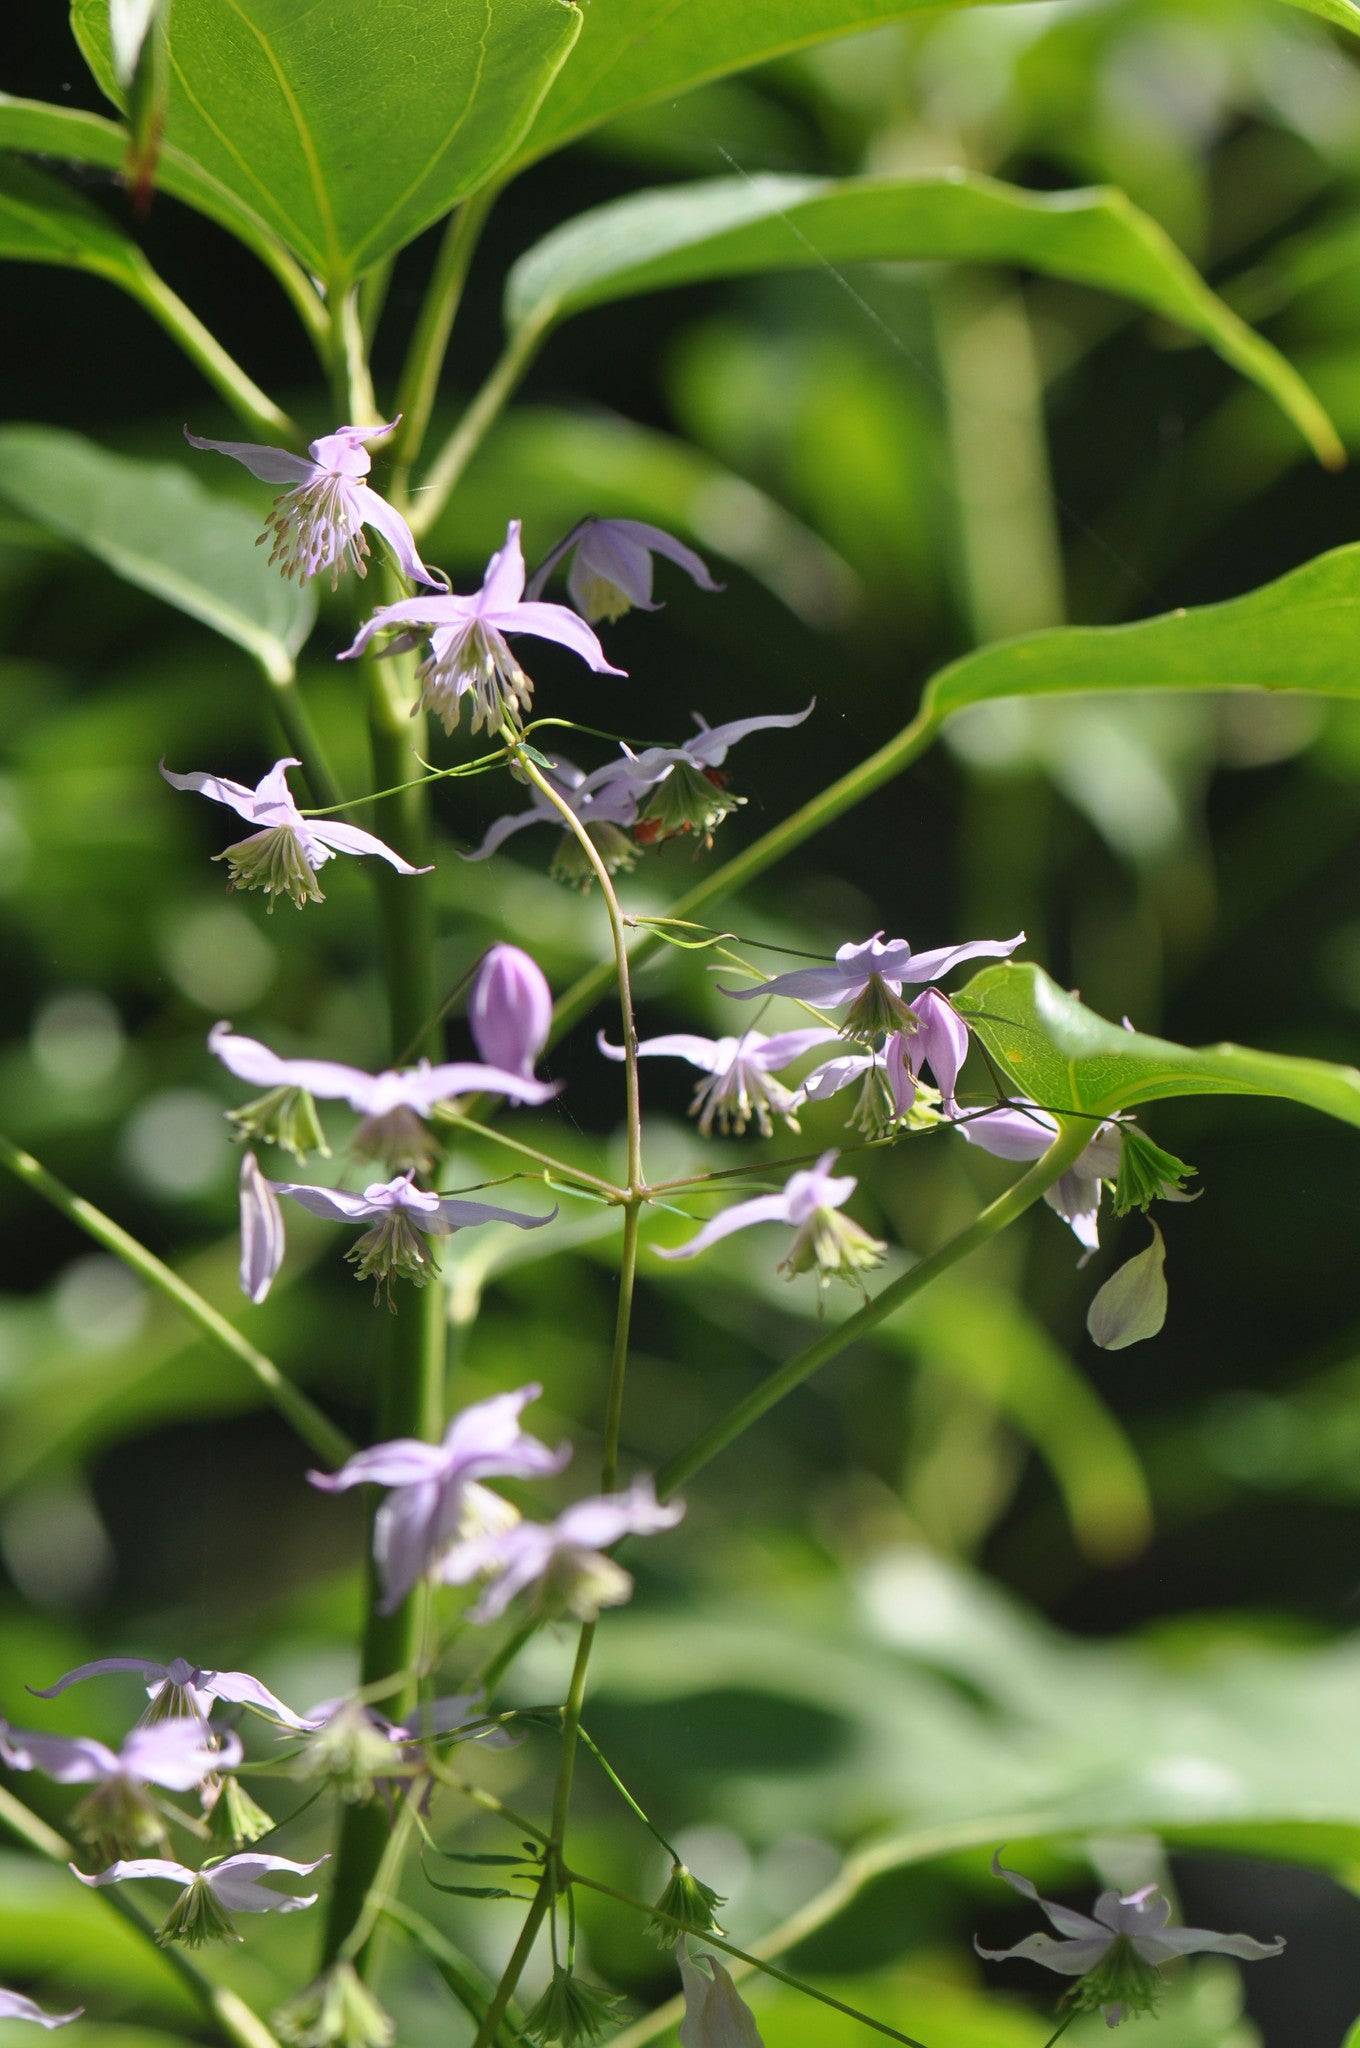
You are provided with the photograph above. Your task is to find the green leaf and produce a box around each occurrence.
[503,174,1340,465]
[1276,0,1360,31]
[0,427,313,682]
[925,540,1360,724]
[69,0,583,287]
[956,961,1360,1128]
[511,0,1037,170]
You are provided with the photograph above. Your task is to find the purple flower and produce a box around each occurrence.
[953,1102,1122,1256]
[308,1384,570,1612]
[722,929,1025,1040]
[339,520,625,735]
[976,1855,1283,2027]
[0,1717,239,1862]
[439,1477,684,1622]
[290,1689,505,1801]
[185,419,438,589]
[657,1151,886,1294]
[0,1990,82,2030]
[593,705,814,846]
[269,1172,556,1308]
[239,1152,285,1304]
[209,1022,560,1173]
[461,751,644,883]
[797,990,972,1129]
[470,945,554,1080]
[597,1027,839,1138]
[162,757,431,910]
[72,1851,328,1947]
[28,1655,311,1732]
[525,516,723,622]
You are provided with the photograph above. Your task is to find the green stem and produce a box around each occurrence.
[548,704,938,1048]
[410,316,550,539]
[336,1794,422,1963]
[394,186,499,478]
[381,1899,524,2048]
[0,1129,351,1465]
[435,1110,626,1201]
[359,257,395,351]
[262,671,345,814]
[1042,2016,1077,2048]
[568,1873,931,2048]
[124,259,296,438]
[656,1121,1092,1499]
[0,1785,281,2048]
[575,1724,680,1861]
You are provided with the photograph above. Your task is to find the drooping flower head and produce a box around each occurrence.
[657,1151,886,1296]
[470,945,554,1080]
[597,1027,839,1138]
[72,1851,328,1949]
[185,419,439,589]
[525,516,723,622]
[439,1477,684,1623]
[274,1960,396,2048]
[308,1384,570,1612]
[339,520,625,736]
[28,1654,312,1731]
[461,752,643,886]
[0,1717,238,1863]
[210,1023,561,1175]
[976,1854,1283,2027]
[593,706,814,847]
[162,758,430,910]
[952,1101,1122,1256]
[722,930,1024,1041]
[270,1172,556,1309]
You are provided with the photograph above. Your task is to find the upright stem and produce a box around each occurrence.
[130,260,296,437]
[468,758,647,2048]
[394,186,498,479]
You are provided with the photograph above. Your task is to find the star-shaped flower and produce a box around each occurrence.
[269,1172,556,1308]
[0,1989,83,2030]
[657,1151,885,1294]
[72,1851,328,1948]
[976,1855,1283,2027]
[308,1384,570,1612]
[28,1654,311,1731]
[439,1477,683,1623]
[162,757,430,910]
[597,1027,838,1137]
[722,930,1024,1040]
[339,520,624,735]
[185,419,438,588]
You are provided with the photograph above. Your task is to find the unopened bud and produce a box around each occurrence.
[470,945,553,1078]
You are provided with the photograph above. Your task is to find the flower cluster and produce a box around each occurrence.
[309,1384,683,1622]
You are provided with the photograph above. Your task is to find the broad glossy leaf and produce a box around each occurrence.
[956,962,1360,1128]
[511,0,1036,169]
[0,427,313,682]
[70,0,582,286]
[0,155,152,285]
[925,540,1360,725]
[504,174,1340,464]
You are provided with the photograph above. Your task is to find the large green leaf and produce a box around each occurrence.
[956,962,1360,1128]
[503,174,1340,465]
[69,0,582,287]
[511,0,1036,170]
[0,428,313,682]
[924,541,1360,723]
[1276,0,1360,30]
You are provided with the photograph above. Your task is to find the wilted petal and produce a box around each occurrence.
[1087,1222,1167,1349]
[0,1987,83,2028]
[239,1151,285,1303]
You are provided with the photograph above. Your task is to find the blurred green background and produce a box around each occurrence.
[3,3,1360,2044]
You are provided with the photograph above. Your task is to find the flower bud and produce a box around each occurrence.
[228,1085,330,1163]
[238,1151,286,1305]
[203,1771,275,1850]
[470,945,553,1078]
[275,1963,396,2048]
[649,1863,727,1947]
[523,1967,623,2046]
